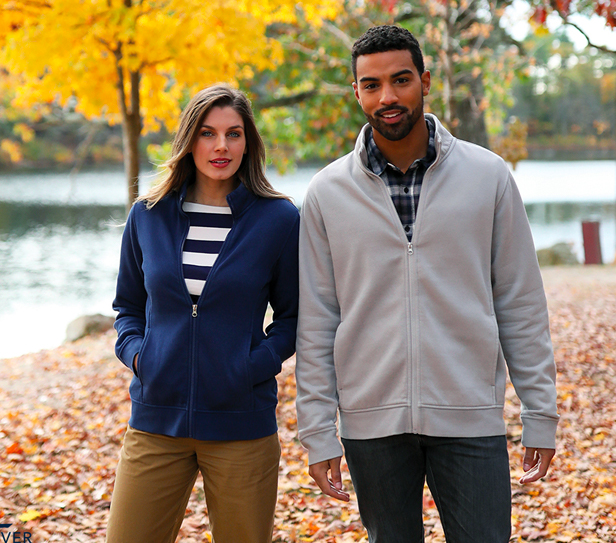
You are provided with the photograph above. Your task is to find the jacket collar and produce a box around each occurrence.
[178,178,257,218]
[355,113,455,170]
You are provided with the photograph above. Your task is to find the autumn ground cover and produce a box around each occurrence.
[0,265,615,542]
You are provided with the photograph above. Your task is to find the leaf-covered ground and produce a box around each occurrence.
[0,266,614,542]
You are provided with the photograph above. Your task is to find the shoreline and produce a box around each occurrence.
[1,264,614,364]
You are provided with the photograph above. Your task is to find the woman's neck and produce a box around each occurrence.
[187,177,239,206]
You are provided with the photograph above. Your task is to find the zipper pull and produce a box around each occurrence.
[192,304,198,318]
[408,243,414,255]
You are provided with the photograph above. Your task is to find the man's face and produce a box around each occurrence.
[353,49,431,142]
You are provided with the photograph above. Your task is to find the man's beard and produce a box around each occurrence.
[364,99,423,142]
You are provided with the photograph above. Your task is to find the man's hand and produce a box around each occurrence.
[519,447,555,484]
[309,457,350,502]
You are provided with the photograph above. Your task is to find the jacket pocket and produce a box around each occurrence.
[129,327,151,403]
[138,334,190,407]
[196,352,253,412]
[135,327,151,386]
[419,316,500,408]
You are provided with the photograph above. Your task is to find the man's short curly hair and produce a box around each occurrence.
[351,25,425,81]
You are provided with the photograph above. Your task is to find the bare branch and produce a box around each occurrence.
[321,81,351,95]
[254,89,319,109]
[564,20,616,55]
[285,42,342,65]
[322,21,355,51]
[254,81,349,109]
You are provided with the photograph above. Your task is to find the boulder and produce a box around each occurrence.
[65,314,115,342]
[536,242,579,267]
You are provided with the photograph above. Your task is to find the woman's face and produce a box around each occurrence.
[191,106,247,187]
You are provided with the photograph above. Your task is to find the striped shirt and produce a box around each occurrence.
[182,202,233,301]
[365,117,436,242]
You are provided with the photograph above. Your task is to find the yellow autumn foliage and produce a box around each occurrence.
[0,138,22,162]
[0,0,341,135]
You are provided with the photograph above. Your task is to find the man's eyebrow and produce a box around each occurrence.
[391,69,413,78]
[358,69,414,84]
[358,76,379,83]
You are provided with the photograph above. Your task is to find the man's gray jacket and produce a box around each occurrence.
[295,114,559,465]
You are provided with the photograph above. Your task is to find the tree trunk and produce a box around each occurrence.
[115,44,142,213]
[123,108,141,208]
[453,72,489,149]
[439,6,455,128]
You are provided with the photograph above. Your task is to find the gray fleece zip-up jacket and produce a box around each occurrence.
[296,114,558,465]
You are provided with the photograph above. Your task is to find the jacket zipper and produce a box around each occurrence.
[356,124,444,435]
[407,242,420,433]
[179,197,236,436]
[188,305,198,436]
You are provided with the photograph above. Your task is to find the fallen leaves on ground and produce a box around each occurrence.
[0,266,615,542]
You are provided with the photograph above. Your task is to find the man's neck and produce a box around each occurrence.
[372,115,429,172]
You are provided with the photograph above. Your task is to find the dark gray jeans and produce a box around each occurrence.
[342,433,512,543]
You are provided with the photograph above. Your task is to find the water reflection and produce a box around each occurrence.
[0,201,125,236]
[0,201,125,358]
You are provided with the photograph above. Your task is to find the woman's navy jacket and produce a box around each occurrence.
[113,181,299,441]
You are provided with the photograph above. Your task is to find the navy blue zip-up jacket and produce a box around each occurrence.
[113,181,299,441]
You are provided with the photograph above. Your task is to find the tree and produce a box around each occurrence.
[399,0,524,148]
[508,32,616,154]
[246,0,527,170]
[0,0,340,206]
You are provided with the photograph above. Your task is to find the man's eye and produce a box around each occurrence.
[395,78,409,84]
[364,83,377,90]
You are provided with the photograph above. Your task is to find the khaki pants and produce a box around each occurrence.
[106,426,281,543]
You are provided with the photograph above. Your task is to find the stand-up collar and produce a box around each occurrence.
[177,179,258,218]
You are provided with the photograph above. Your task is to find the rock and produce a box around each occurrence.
[536,242,579,267]
[65,314,115,342]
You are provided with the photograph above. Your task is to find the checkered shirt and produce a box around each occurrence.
[365,117,436,242]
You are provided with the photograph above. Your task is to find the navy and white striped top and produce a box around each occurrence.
[182,201,233,301]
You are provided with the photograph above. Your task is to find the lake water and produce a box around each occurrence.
[1,161,615,359]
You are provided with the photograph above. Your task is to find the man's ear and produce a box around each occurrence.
[421,70,431,97]
[352,81,361,106]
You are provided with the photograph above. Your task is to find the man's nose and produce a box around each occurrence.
[380,83,398,105]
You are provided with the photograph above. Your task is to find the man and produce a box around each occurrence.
[295,25,558,542]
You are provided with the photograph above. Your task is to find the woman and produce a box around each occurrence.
[107,84,299,543]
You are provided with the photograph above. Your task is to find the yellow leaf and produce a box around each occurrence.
[19,509,42,522]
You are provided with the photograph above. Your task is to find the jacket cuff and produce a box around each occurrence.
[301,428,345,465]
[521,415,559,449]
[247,343,281,386]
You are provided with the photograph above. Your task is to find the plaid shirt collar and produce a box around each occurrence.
[366,117,436,176]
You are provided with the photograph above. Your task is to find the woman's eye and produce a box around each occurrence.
[201,130,213,137]
[228,131,241,138]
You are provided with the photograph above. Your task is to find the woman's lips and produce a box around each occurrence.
[210,159,231,168]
